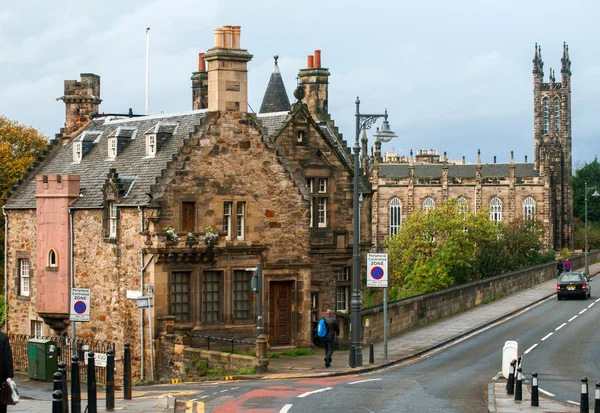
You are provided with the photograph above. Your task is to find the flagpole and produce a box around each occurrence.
[145,27,150,115]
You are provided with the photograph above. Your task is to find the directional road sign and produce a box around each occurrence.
[367,253,388,288]
[70,288,90,322]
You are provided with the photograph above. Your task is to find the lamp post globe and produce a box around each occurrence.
[351,97,396,366]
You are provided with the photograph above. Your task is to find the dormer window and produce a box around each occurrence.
[108,138,117,159]
[146,134,157,157]
[73,142,82,163]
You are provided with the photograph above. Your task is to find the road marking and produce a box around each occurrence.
[596,298,600,303]
[220,390,228,393]
[541,332,553,341]
[297,387,333,398]
[348,378,383,385]
[567,400,580,406]
[555,322,567,331]
[588,303,595,308]
[524,343,538,354]
[231,387,239,390]
[200,396,209,399]
[579,309,587,315]
[568,315,578,322]
[538,388,555,397]
[280,404,293,413]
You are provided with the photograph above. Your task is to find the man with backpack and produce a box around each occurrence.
[319,309,339,368]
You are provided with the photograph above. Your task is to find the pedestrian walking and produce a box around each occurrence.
[556,259,564,275]
[564,258,571,272]
[323,309,340,368]
[0,330,15,412]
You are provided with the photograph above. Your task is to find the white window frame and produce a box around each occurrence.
[109,202,118,238]
[108,137,117,159]
[318,198,327,227]
[543,98,549,135]
[336,286,349,313]
[236,202,245,240]
[306,179,314,228]
[224,202,232,240]
[32,320,43,337]
[423,197,435,212]
[490,196,503,222]
[73,141,82,163]
[20,259,30,297]
[146,134,157,157]
[523,196,536,220]
[554,97,560,132]
[389,198,402,236]
[318,179,327,193]
[457,196,469,214]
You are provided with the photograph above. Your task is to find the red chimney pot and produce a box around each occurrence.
[198,52,206,72]
[307,55,314,68]
[314,50,321,68]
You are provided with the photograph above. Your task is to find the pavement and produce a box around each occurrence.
[10,261,600,413]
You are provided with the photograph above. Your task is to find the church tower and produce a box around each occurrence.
[533,43,573,251]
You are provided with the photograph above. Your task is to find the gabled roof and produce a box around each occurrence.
[259,57,291,114]
[5,110,206,209]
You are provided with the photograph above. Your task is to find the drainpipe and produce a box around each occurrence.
[69,207,76,356]
[2,207,8,333]
[140,252,155,381]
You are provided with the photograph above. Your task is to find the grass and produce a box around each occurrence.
[219,348,256,357]
[234,368,256,375]
[269,352,281,358]
[281,348,316,357]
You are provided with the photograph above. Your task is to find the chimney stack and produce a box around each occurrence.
[297,49,330,122]
[191,52,208,110]
[58,73,102,137]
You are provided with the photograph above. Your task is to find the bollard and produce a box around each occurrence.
[106,348,115,411]
[507,359,516,395]
[594,382,600,413]
[531,372,539,407]
[369,343,374,364]
[515,367,523,401]
[54,371,63,395]
[349,345,356,368]
[87,350,97,413]
[581,377,589,413]
[71,355,81,413]
[124,342,132,400]
[58,361,69,413]
[53,390,63,413]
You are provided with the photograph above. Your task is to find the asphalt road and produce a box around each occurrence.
[164,290,600,412]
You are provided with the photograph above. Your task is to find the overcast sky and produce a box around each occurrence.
[1,0,598,168]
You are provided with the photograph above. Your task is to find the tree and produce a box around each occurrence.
[573,157,600,224]
[0,115,48,290]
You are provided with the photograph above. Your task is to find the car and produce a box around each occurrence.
[557,271,592,300]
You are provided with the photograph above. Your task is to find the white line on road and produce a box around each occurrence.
[596,298,600,303]
[220,389,228,393]
[541,332,553,341]
[568,315,578,322]
[231,387,239,390]
[579,308,587,315]
[524,343,538,354]
[588,302,595,308]
[555,322,567,331]
[567,400,580,406]
[200,396,209,399]
[538,388,555,397]
[297,387,333,398]
[280,404,293,413]
[348,378,383,385]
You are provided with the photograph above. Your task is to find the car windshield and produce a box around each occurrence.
[560,273,584,283]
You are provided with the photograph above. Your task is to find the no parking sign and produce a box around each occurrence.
[367,253,388,288]
[70,288,90,322]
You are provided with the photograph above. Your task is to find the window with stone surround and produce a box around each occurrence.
[233,270,252,320]
[523,196,536,220]
[311,291,319,322]
[109,202,118,238]
[73,141,83,163]
[224,202,232,239]
[170,271,191,322]
[307,178,329,228]
[19,259,30,297]
[48,249,58,269]
[108,137,117,160]
[31,320,43,337]
[543,97,549,135]
[181,202,196,233]
[336,267,351,313]
[423,197,435,212]
[236,202,246,240]
[203,270,222,323]
[146,134,157,157]
[389,198,402,236]
[554,97,560,132]
[490,196,503,222]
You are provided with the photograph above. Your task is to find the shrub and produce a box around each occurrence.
[234,368,256,375]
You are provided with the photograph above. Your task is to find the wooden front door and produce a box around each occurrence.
[268,281,292,344]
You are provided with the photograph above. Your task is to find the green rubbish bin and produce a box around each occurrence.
[28,338,58,381]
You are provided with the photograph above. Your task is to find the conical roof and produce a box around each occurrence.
[259,55,291,114]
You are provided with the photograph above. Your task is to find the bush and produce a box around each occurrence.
[234,368,256,375]
[269,352,280,358]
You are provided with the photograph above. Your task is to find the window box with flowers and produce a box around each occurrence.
[156,226,180,245]
[203,225,220,245]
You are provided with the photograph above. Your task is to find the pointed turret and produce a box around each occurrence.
[259,56,291,114]
[561,42,571,85]
[533,43,544,77]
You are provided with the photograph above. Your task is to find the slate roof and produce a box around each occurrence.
[259,58,291,114]
[256,111,289,137]
[378,163,540,179]
[5,110,206,209]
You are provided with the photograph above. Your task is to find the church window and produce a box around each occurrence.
[19,259,30,297]
[523,196,536,220]
[554,98,560,132]
[48,249,58,268]
[423,197,435,212]
[490,197,503,222]
[108,138,117,159]
[457,196,469,214]
[389,198,402,236]
[170,271,191,322]
[543,98,549,135]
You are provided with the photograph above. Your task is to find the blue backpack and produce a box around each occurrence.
[317,318,328,338]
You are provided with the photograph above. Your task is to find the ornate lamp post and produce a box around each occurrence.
[584,182,600,276]
[351,97,396,366]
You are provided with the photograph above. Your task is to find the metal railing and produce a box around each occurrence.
[9,334,115,384]
[188,333,255,353]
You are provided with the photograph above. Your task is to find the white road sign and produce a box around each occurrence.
[84,351,107,367]
[367,253,388,288]
[70,288,90,322]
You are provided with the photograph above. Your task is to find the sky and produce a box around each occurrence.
[1,0,598,168]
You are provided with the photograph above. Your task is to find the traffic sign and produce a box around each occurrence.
[70,288,90,322]
[367,253,388,287]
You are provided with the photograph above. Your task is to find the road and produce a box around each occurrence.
[165,291,600,412]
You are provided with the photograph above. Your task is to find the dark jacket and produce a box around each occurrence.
[324,316,340,340]
[0,332,14,382]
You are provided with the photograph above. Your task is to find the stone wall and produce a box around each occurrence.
[361,252,600,344]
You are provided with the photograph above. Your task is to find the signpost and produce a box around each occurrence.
[367,253,389,359]
[70,288,90,322]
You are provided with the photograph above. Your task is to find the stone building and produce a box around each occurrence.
[3,26,363,379]
[369,43,574,253]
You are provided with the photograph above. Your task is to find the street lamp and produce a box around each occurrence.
[351,97,396,366]
[584,182,600,276]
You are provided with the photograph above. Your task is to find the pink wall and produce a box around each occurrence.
[35,175,80,315]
